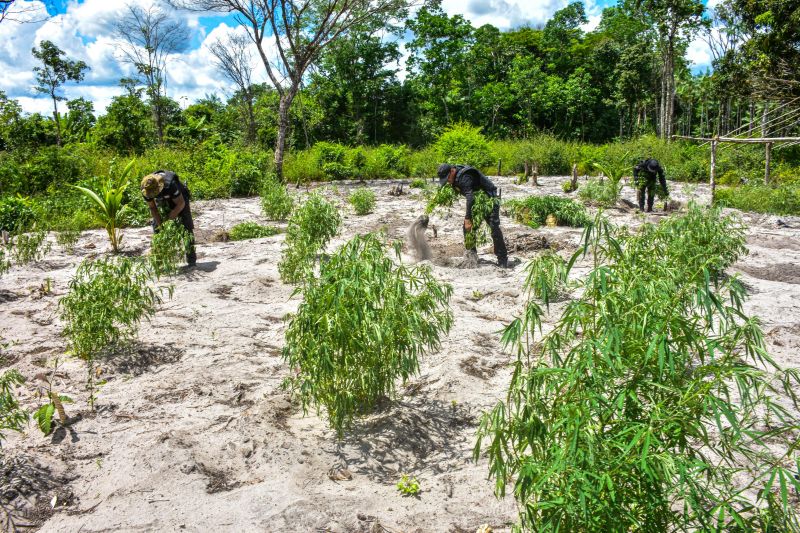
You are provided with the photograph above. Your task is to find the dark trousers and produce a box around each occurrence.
[178,207,197,266]
[637,178,657,212]
[463,201,507,261]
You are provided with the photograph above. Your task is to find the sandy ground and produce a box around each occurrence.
[1,175,799,532]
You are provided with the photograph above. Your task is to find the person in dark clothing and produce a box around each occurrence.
[437,163,509,268]
[633,159,668,212]
[140,170,197,266]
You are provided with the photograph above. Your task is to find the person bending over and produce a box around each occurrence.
[633,159,668,213]
[140,170,197,267]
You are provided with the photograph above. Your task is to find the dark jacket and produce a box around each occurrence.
[451,165,497,221]
[152,170,191,211]
[633,159,667,191]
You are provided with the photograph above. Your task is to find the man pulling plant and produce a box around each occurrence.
[632,158,668,213]
[437,163,508,268]
[141,171,196,266]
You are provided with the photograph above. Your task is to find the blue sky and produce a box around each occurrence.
[0,0,715,115]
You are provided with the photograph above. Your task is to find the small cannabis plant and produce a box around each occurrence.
[149,219,191,277]
[228,222,280,241]
[60,257,170,407]
[348,187,376,215]
[278,193,341,284]
[475,204,800,531]
[522,251,568,307]
[0,369,27,442]
[73,160,136,253]
[283,233,453,435]
[261,178,295,220]
[396,474,420,496]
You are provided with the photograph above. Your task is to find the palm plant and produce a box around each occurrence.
[73,160,135,253]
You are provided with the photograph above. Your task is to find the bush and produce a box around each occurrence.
[261,179,295,220]
[60,257,167,406]
[348,187,376,215]
[282,233,453,435]
[435,123,495,169]
[278,193,341,284]
[561,180,577,193]
[0,195,35,232]
[228,221,280,241]
[505,196,590,228]
[476,205,800,531]
[578,177,622,207]
[373,144,410,178]
[715,184,800,216]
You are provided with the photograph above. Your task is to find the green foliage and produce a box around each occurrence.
[228,221,281,241]
[282,233,453,435]
[55,225,81,254]
[10,224,51,265]
[561,180,577,193]
[475,205,800,531]
[60,257,169,406]
[32,394,72,436]
[0,369,26,442]
[410,177,428,189]
[396,474,421,496]
[578,176,623,207]
[505,196,590,228]
[434,123,495,169]
[72,160,135,253]
[348,187,376,215]
[261,179,295,220]
[715,184,800,216]
[278,193,341,284]
[0,195,35,232]
[149,220,191,277]
[425,184,458,215]
[465,191,497,249]
[522,252,568,307]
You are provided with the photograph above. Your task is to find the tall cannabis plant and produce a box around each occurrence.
[283,233,453,435]
[278,193,341,284]
[60,257,169,406]
[475,204,800,531]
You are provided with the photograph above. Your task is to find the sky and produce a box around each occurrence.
[0,0,717,115]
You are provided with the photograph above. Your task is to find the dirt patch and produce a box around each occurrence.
[0,453,76,531]
[459,355,504,379]
[210,284,233,299]
[106,342,183,376]
[747,234,800,252]
[506,233,555,254]
[767,323,800,348]
[737,263,800,284]
[194,462,242,494]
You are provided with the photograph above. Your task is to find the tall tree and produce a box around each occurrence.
[32,40,89,147]
[209,33,257,143]
[116,4,189,145]
[172,0,410,182]
[627,0,705,139]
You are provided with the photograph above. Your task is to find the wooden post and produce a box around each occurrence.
[710,138,718,203]
[571,164,578,190]
[765,142,772,185]
[532,164,539,187]
[497,159,502,176]
[523,160,529,180]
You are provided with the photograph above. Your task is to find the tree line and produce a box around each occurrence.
[1,0,798,181]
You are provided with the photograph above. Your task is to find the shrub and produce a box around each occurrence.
[476,205,800,531]
[374,144,410,178]
[0,369,26,443]
[73,160,136,253]
[0,195,35,233]
[261,179,295,220]
[578,177,623,207]
[228,221,280,241]
[282,233,453,435]
[60,257,168,406]
[149,219,191,277]
[278,193,341,284]
[348,187,376,215]
[522,252,568,307]
[10,224,50,265]
[505,196,590,228]
[435,123,495,169]
[561,180,577,193]
[284,149,324,184]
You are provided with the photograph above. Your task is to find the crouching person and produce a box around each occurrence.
[140,170,197,267]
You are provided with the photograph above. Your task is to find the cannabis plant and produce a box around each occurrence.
[425,184,457,215]
[278,193,341,284]
[283,233,453,435]
[10,224,50,265]
[464,191,498,249]
[228,221,280,241]
[348,187,376,215]
[505,196,590,228]
[475,204,800,531]
[261,179,294,220]
[0,369,26,443]
[149,220,191,278]
[522,251,568,307]
[60,257,169,406]
[73,160,135,253]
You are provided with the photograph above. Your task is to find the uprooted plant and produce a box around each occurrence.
[464,191,497,250]
[475,204,800,531]
[282,233,453,436]
[278,193,341,284]
[505,195,590,228]
[59,257,170,408]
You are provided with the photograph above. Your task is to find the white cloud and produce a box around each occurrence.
[687,36,713,69]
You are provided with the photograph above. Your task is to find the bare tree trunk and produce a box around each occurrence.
[765,142,772,185]
[51,95,61,147]
[710,139,718,202]
[748,99,755,134]
[246,91,256,144]
[761,101,769,137]
[275,91,296,183]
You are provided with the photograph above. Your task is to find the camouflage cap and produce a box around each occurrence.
[141,173,164,199]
